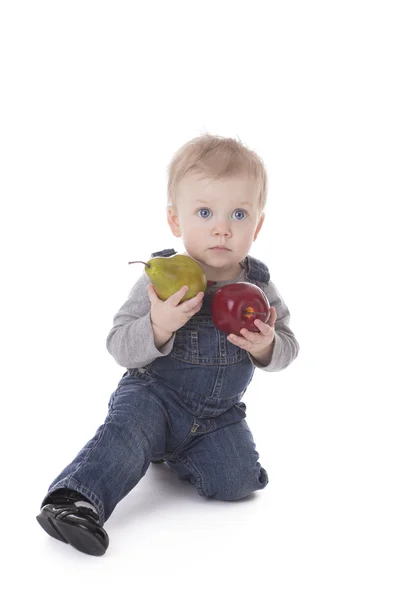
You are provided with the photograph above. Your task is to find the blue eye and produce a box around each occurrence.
[197,208,211,219]
[233,209,247,220]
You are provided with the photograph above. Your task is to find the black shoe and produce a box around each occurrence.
[36,492,109,556]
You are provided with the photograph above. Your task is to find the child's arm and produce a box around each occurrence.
[248,280,300,372]
[106,273,176,369]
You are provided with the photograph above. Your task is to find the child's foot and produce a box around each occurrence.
[36,489,109,556]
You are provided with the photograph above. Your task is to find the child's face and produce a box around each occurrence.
[167,172,265,280]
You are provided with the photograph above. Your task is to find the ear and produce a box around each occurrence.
[167,206,181,238]
[253,212,265,241]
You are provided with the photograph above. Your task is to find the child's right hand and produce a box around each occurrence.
[147,285,204,335]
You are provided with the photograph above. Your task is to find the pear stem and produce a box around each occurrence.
[128,261,151,268]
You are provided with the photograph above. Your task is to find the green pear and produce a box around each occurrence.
[128,254,207,302]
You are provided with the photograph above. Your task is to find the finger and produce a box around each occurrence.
[252,319,271,334]
[267,307,277,327]
[167,285,189,306]
[238,328,260,342]
[183,291,204,313]
[228,333,249,349]
[147,285,158,303]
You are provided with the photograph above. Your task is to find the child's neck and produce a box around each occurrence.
[182,251,243,282]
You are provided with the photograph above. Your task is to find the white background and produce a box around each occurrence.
[1,1,399,598]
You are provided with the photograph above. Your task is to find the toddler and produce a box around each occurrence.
[36,134,299,556]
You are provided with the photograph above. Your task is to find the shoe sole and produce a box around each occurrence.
[36,513,107,556]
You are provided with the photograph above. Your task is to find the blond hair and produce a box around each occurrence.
[167,133,267,212]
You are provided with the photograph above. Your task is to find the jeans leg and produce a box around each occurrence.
[166,416,268,501]
[42,380,168,524]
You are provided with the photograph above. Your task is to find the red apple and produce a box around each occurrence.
[211,282,270,336]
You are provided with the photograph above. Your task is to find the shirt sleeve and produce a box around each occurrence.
[248,280,300,372]
[106,273,176,369]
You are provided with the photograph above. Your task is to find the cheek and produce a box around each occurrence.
[186,229,201,244]
[234,221,255,237]
[181,223,201,244]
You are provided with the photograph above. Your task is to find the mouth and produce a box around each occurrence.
[210,246,230,251]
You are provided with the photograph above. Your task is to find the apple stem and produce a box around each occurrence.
[244,310,267,317]
[128,261,151,268]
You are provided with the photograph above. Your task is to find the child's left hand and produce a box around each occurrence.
[227,307,277,355]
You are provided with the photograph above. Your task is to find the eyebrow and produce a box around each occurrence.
[195,199,253,206]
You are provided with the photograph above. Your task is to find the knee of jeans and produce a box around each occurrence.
[203,466,268,502]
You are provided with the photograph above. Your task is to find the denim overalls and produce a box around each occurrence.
[43,249,270,524]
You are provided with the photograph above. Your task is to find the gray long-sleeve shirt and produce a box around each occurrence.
[106,264,299,373]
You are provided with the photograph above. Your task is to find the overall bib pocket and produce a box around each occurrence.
[171,329,199,363]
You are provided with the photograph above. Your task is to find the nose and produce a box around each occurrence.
[212,217,232,237]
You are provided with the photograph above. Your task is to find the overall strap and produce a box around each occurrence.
[150,248,178,258]
[241,254,271,287]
